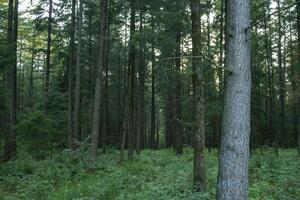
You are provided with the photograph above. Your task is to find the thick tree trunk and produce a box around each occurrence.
[4,0,17,161]
[73,0,83,148]
[90,0,108,160]
[217,0,251,199]
[190,0,206,191]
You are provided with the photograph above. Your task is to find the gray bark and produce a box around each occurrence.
[217,0,251,199]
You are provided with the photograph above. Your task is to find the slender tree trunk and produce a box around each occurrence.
[127,0,136,159]
[217,0,251,199]
[150,38,156,150]
[290,23,297,148]
[90,0,108,160]
[73,0,83,148]
[190,0,206,191]
[137,0,145,153]
[217,0,225,151]
[45,0,52,112]
[68,0,76,149]
[29,37,35,100]
[296,0,300,155]
[102,4,111,153]
[277,0,285,149]
[156,109,160,149]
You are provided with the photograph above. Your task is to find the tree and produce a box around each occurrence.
[277,0,286,148]
[68,0,76,149]
[297,0,300,155]
[217,0,251,199]
[90,0,109,160]
[137,0,145,153]
[4,0,18,161]
[127,0,136,159]
[73,0,83,147]
[190,0,206,191]
[45,0,52,112]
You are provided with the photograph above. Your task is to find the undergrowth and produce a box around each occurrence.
[0,148,299,200]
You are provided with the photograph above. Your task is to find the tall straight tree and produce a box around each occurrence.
[73,0,83,147]
[45,0,52,112]
[90,0,108,160]
[137,0,145,153]
[217,0,251,199]
[277,0,286,148]
[127,0,136,159]
[68,0,76,149]
[190,0,206,191]
[297,0,300,155]
[173,0,183,155]
[4,0,18,161]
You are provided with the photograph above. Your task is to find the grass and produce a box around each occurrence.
[0,148,299,200]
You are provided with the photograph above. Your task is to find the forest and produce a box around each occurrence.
[0,0,300,199]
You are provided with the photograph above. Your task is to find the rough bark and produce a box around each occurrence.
[217,0,251,199]
[90,0,108,160]
[190,0,206,191]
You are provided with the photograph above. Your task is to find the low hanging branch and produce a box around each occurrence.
[159,54,233,74]
[248,0,299,29]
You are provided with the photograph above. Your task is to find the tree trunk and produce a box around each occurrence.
[137,0,145,153]
[150,39,156,150]
[296,0,300,155]
[4,0,17,161]
[73,0,83,148]
[217,0,251,199]
[90,0,108,160]
[277,0,285,149]
[127,0,136,159]
[68,0,76,149]
[190,0,206,191]
[45,0,52,112]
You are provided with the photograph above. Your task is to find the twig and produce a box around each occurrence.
[248,1,299,29]
[159,55,233,74]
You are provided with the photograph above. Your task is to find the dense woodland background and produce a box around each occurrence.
[0,0,300,199]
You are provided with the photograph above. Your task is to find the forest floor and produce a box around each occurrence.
[0,148,300,200]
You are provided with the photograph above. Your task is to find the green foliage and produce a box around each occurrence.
[0,149,299,200]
